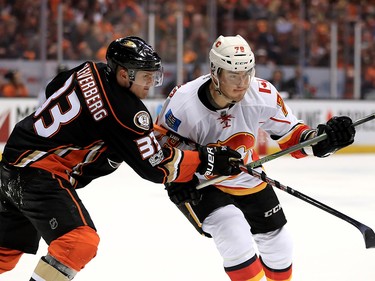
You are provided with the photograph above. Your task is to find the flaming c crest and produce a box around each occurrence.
[217,132,256,166]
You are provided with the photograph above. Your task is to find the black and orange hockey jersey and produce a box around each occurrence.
[1,62,200,188]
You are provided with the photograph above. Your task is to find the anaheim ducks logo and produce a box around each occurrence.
[134,111,150,130]
[122,40,137,48]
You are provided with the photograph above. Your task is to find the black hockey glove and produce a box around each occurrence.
[312,116,356,158]
[165,175,201,205]
[197,145,242,176]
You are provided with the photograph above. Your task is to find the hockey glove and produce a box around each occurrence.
[312,116,355,158]
[165,175,201,205]
[197,145,242,176]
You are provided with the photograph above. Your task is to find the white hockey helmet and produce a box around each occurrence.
[209,35,255,78]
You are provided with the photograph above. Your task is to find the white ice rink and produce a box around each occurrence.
[1,154,375,281]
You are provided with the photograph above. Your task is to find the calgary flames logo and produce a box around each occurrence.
[204,132,257,180]
[217,132,254,153]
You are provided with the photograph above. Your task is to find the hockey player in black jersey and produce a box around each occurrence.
[0,36,242,280]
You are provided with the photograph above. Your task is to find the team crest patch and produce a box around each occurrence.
[165,109,181,132]
[134,111,151,130]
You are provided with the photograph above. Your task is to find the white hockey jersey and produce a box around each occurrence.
[155,74,311,195]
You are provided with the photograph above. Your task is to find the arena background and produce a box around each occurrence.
[1,0,375,153]
[1,2,375,281]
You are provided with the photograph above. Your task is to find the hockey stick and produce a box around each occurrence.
[238,163,375,249]
[195,112,375,189]
[154,113,375,248]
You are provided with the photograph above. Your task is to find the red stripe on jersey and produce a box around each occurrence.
[278,124,310,159]
[259,87,271,94]
[270,117,291,124]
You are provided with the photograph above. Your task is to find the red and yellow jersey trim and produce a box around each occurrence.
[215,181,267,196]
[278,124,311,159]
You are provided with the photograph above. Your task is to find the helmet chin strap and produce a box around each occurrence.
[212,76,237,106]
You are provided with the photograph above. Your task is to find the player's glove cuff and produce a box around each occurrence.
[197,146,242,176]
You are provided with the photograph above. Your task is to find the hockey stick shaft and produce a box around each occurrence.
[238,164,375,249]
[195,112,375,189]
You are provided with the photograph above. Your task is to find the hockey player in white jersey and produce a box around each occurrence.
[155,35,355,281]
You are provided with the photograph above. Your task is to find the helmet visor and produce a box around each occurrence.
[220,68,255,86]
[131,69,164,87]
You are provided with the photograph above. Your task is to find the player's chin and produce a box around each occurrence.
[231,90,246,101]
[139,87,150,99]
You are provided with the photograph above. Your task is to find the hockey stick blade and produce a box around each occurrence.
[363,228,375,249]
[239,164,375,249]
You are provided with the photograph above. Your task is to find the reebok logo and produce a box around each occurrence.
[0,110,10,143]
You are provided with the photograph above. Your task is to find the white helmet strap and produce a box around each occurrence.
[211,72,237,105]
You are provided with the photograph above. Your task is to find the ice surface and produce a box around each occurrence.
[1,154,375,281]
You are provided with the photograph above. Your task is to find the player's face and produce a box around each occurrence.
[117,68,162,99]
[129,70,163,99]
[218,69,250,101]
[130,83,151,99]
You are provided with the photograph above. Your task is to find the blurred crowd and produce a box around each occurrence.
[1,0,375,98]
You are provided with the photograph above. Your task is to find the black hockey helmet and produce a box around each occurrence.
[106,36,162,72]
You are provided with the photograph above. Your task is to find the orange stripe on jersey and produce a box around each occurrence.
[226,256,266,281]
[29,142,106,183]
[31,154,72,182]
[9,143,70,167]
[92,63,143,135]
[216,181,267,196]
[173,149,200,183]
[56,177,88,226]
[278,124,310,159]
[30,151,101,182]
